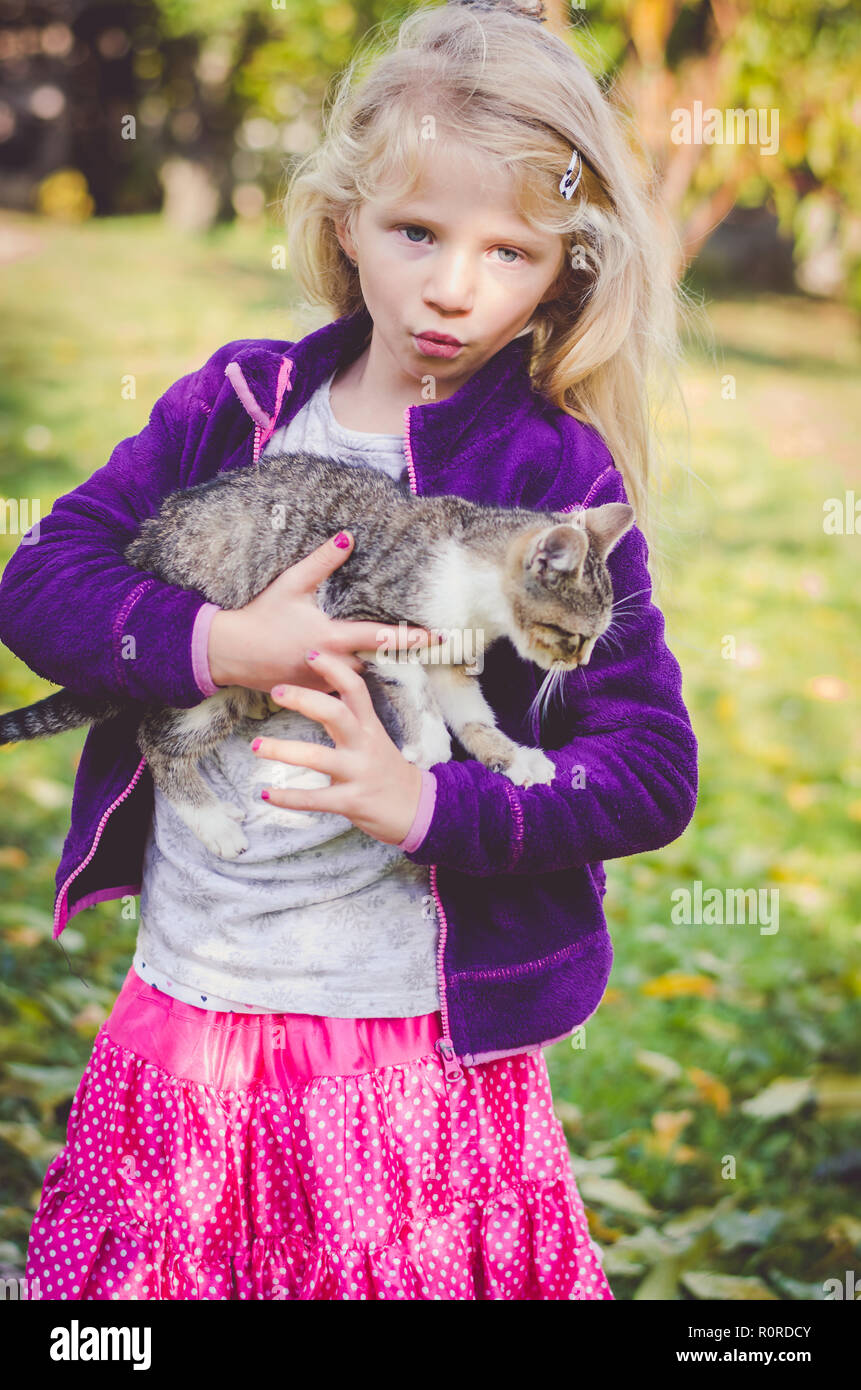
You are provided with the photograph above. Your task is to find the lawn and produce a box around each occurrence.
[0,208,858,1299]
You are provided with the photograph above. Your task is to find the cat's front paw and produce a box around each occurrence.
[176,802,249,858]
[200,816,249,858]
[501,746,557,789]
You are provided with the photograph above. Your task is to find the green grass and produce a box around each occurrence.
[0,209,859,1299]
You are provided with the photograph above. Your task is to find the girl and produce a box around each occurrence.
[1,0,697,1300]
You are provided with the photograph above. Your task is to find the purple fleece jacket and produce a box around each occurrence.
[0,305,698,1071]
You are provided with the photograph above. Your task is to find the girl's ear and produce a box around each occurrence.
[333,217,356,263]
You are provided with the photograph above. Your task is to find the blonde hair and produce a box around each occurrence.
[283,0,703,562]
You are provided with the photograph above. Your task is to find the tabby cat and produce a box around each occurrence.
[0,451,634,857]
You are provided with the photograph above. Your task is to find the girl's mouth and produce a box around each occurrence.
[413,332,464,359]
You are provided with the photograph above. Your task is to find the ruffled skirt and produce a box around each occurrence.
[26,967,613,1300]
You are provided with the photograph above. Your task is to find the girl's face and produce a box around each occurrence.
[335,143,567,391]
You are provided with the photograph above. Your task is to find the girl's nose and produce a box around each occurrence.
[423,253,475,312]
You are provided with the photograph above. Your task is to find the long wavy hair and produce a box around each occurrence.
[282,0,703,563]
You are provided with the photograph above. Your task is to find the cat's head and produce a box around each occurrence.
[504,502,635,670]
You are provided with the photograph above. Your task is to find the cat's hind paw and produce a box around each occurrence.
[501,746,557,789]
[245,693,272,720]
[401,720,452,770]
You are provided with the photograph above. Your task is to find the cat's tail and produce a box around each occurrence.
[0,690,128,744]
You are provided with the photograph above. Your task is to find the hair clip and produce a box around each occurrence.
[559,147,583,201]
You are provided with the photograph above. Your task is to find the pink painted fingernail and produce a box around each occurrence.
[271,685,286,699]
[333,532,350,548]
[305,650,319,661]
[261,789,270,800]
[250,738,262,752]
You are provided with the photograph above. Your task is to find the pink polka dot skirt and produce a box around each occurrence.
[26,968,613,1301]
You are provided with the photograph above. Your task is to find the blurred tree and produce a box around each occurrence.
[558,0,861,301]
[1,1,858,302]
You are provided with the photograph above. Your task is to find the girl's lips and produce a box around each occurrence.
[413,333,463,359]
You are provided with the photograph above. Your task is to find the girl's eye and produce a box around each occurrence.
[396,226,525,262]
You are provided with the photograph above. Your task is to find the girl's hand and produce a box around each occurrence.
[250,648,424,845]
[208,530,437,695]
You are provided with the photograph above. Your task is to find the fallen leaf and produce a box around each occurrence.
[3,927,42,947]
[682,1271,778,1300]
[635,1049,683,1081]
[0,1122,63,1163]
[641,973,718,1000]
[648,1109,694,1156]
[686,1066,732,1113]
[577,1176,658,1219]
[813,1072,861,1115]
[694,1015,741,1044]
[0,847,28,869]
[740,1077,814,1118]
[553,1100,582,1131]
[634,1258,683,1300]
[713,1208,784,1251]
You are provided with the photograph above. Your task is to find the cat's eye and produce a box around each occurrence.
[542,623,575,638]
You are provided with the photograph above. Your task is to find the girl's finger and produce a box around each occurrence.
[251,736,341,780]
[299,648,375,724]
[331,620,439,656]
[259,783,348,816]
[269,678,355,742]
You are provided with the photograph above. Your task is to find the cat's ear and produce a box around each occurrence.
[582,503,635,561]
[526,523,590,581]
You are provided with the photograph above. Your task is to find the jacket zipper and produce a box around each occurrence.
[53,754,149,939]
[402,401,582,1074]
[404,404,463,1085]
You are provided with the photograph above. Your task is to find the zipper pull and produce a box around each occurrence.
[435,1036,463,1083]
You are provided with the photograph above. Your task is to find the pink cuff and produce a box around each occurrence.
[192,602,222,697]
[396,769,438,852]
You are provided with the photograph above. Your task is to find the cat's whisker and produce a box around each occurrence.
[527,662,571,740]
[611,600,649,617]
[612,586,651,609]
[603,615,634,640]
[595,629,623,657]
